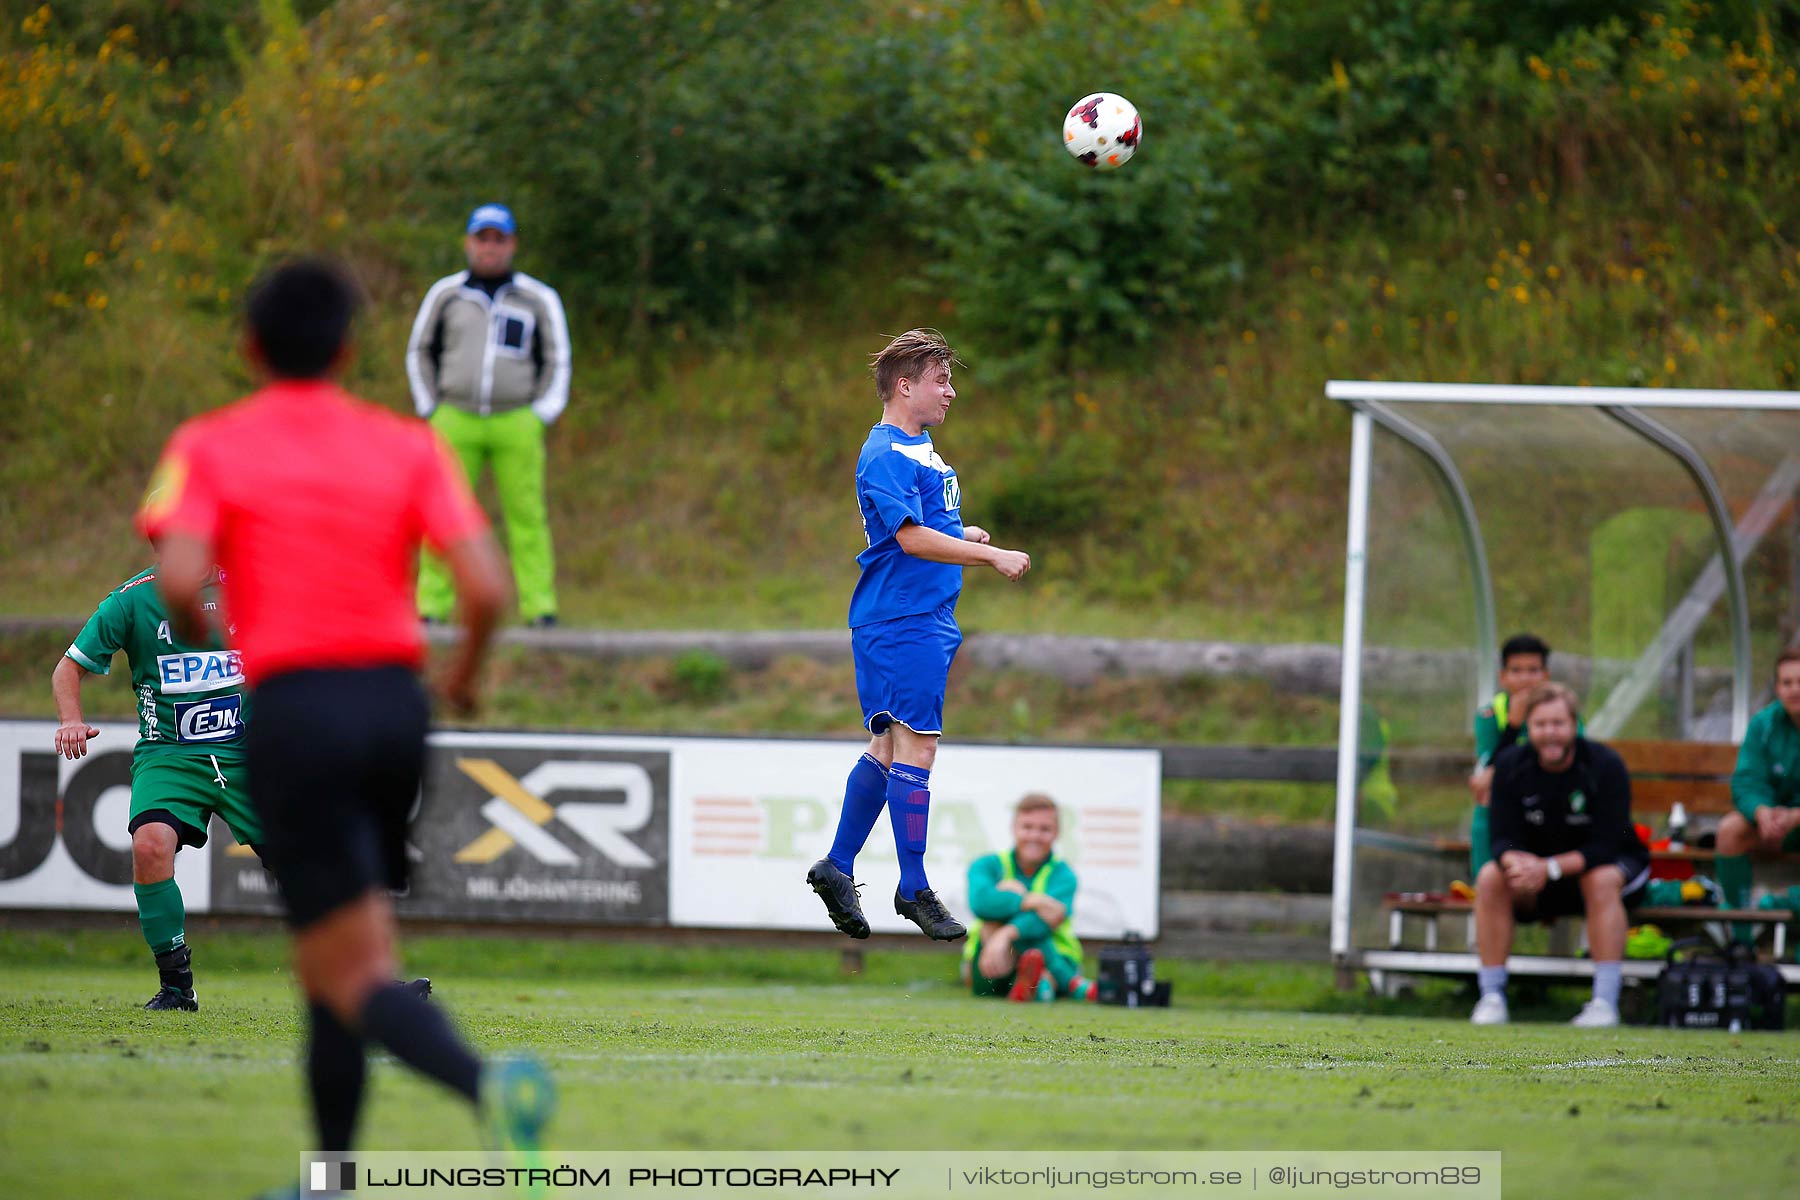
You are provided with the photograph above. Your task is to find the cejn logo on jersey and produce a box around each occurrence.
[174,694,243,743]
[156,650,245,695]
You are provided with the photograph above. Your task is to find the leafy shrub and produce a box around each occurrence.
[882,3,1263,366]
[670,650,731,703]
[427,1,914,335]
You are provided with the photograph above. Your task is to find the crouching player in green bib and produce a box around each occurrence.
[52,560,260,1011]
[962,794,1099,1002]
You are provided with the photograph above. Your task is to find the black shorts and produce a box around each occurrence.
[248,665,429,929]
[1515,855,1651,922]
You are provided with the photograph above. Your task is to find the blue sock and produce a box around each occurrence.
[826,754,889,875]
[1592,961,1621,1007]
[1477,966,1507,999]
[887,762,932,899]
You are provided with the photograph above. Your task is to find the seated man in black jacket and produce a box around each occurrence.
[1472,682,1649,1028]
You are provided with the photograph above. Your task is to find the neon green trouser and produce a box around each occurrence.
[418,405,558,620]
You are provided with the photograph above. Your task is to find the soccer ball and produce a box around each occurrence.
[1063,92,1141,170]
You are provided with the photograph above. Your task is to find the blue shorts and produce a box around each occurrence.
[852,605,963,736]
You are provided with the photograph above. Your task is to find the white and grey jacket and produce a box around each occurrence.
[405,270,571,422]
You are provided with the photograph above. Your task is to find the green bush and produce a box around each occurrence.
[426,1,915,336]
[882,3,1263,366]
[987,454,1113,540]
[670,649,731,704]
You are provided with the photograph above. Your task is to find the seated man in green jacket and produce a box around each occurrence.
[1716,648,1800,926]
[962,793,1097,1002]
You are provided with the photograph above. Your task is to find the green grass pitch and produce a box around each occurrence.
[1,929,1795,1199]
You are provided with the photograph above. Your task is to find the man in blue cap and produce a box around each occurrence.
[407,204,571,627]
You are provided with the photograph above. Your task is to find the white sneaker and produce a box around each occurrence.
[1470,992,1509,1025]
[1571,998,1620,1028]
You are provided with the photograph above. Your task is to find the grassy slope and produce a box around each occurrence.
[2,931,1796,1199]
[10,181,1795,656]
[4,249,1353,641]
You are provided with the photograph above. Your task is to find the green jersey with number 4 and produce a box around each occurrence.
[66,566,248,763]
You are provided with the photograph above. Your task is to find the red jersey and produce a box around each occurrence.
[137,379,488,685]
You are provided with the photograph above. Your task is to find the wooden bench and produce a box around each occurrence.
[1383,895,1796,961]
[1377,738,1800,981]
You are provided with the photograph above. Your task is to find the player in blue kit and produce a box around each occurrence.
[807,329,1031,941]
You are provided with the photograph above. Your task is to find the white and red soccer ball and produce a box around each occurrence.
[1063,92,1141,170]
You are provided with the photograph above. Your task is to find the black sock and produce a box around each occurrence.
[155,944,194,992]
[308,1003,366,1153]
[359,982,482,1104]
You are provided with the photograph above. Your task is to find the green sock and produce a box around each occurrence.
[1715,853,1754,945]
[1468,805,1492,878]
[134,878,186,957]
[1716,854,1752,909]
[1043,950,1081,993]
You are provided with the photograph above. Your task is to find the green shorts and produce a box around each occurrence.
[129,752,262,850]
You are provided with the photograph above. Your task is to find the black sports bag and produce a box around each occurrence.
[1654,939,1786,1032]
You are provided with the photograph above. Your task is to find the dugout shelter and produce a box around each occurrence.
[1326,381,1800,988]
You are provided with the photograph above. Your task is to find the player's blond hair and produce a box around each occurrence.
[871,328,960,404]
[1015,793,1059,823]
[1519,681,1580,724]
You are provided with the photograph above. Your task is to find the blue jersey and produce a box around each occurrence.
[849,424,964,627]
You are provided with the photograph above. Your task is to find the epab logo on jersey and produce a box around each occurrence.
[174,694,243,743]
[156,650,244,695]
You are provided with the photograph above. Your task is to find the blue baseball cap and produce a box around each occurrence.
[466,203,516,235]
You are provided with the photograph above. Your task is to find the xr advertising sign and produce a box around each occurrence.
[399,735,671,924]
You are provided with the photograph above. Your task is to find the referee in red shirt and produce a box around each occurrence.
[138,260,551,1173]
